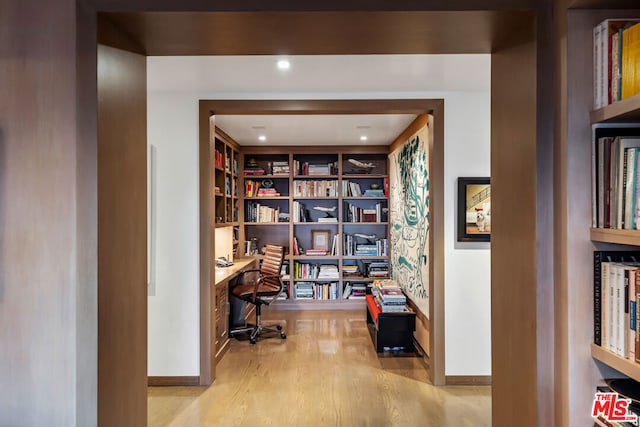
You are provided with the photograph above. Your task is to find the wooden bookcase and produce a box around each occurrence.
[590,92,640,379]
[212,126,240,228]
[556,7,640,417]
[238,147,390,309]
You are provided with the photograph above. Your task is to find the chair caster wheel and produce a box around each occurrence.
[276,325,283,331]
[280,332,287,339]
[250,338,256,344]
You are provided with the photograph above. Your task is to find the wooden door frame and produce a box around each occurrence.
[93,6,547,425]
[198,99,445,386]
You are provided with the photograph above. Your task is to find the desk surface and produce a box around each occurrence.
[214,258,256,285]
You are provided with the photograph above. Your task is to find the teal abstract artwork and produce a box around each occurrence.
[389,126,429,316]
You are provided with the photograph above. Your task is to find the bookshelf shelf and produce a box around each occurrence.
[342,174,388,179]
[343,222,389,225]
[292,197,339,200]
[591,344,640,381]
[590,228,640,245]
[590,93,640,124]
[293,175,339,179]
[238,149,389,308]
[244,196,289,200]
[343,197,388,200]
[293,222,339,226]
[293,255,340,260]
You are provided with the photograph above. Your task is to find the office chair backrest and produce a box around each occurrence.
[261,244,284,288]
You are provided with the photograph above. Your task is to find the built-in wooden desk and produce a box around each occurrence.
[213,258,257,362]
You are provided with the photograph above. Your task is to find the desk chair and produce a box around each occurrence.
[229,244,287,344]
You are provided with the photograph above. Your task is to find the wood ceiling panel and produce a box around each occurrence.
[103,11,533,55]
[569,0,640,9]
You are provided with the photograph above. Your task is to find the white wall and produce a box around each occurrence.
[147,55,491,377]
[442,92,492,375]
[147,93,201,375]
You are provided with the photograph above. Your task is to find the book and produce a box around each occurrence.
[594,251,640,347]
[622,22,640,100]
[616,137,640,228]
[593,19,640,108]
[342,283,352,299]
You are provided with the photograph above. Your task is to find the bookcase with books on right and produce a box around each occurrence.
[590,15,640,386]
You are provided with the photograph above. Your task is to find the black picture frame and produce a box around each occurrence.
[457,177,491,242]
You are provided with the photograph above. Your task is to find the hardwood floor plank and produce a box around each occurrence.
[148,310,490,426]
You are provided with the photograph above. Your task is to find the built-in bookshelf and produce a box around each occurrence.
[238,148,390,308]
[590,14,640,383]
[213,128,240,228]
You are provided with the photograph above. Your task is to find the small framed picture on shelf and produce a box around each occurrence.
[311,230,331,251]
[457,177,491,242]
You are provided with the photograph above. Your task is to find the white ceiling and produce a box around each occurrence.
[215,114,418,146]
[148,54,490,146]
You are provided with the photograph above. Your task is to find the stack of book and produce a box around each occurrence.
[355,244,377,256]
[294,161,338,176]
[293,180,338,197]
[343,282,367,299]
[294,282,314,299]
[256,188,280,197]
[366,261,389,278]
[342,180,362,197]
[373,281,407,312]
[245,180,261,197]
[363,188,385,197]
[294,262,318,279]
[314,282,339,300]
[318,264,339,279]
[244,164,265,175]
[292,201,310,222]
[214,149,224,169]
[592,134,640,229]
[305,249,327,256]
[342,265,359,277]
[245,202,281,223]
[271,161,290,176]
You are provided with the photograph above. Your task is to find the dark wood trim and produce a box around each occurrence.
[491,19,540,426]
[148,376,201,386]
[445,376,492,386]
[97,44,147,427]
[101,11,535,56]
[200,99,441,116]
[97,14,146,54]
[204,98,446,387]
[199,105,213,385]
[429,105,446,387]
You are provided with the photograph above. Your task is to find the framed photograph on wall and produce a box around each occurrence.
[311,230,331,251]
[457,177,491,242]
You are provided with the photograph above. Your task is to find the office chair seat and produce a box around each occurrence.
[230,244,287,344]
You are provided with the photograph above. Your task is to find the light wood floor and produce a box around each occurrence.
[148,309,491,426]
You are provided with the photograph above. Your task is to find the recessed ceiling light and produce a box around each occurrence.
[258,135,267,142]
[360,135,368,141]
[277,59,290,70]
